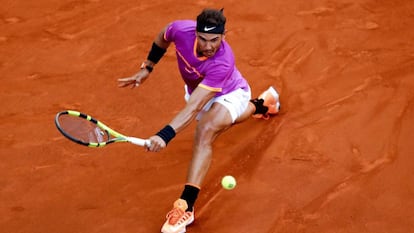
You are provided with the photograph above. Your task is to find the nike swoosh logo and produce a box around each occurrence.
[204,26,216,31]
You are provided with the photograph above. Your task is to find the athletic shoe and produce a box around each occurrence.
[252,86,280,120]
[161,199,194,233]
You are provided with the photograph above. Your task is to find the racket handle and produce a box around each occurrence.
[126,137,151,147]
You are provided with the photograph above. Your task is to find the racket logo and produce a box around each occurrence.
[92,127,105,143]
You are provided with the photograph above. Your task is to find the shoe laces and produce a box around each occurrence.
[166,207,188,225]
[178,212,192,225]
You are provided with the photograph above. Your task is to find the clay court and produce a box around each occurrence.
[1,0,414,232]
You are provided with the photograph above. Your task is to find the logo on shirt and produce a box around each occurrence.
[204,26,216,31]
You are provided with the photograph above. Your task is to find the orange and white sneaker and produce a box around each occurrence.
[161,199,194,233]
[252,86,281,120]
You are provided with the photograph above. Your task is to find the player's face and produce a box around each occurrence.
[196,32,224,58]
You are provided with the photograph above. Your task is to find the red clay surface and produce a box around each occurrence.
[1,0,414,232]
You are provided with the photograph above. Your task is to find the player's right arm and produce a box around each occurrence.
[118,25,171,88]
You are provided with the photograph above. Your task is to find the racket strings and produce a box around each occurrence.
[57,115,110,143]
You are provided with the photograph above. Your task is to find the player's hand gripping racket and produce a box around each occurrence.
[55,110,151,148]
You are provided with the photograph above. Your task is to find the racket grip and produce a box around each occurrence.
[126,137,151,147]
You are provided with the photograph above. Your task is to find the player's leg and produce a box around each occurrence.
[161,103,232,233]
[187,102,233,186]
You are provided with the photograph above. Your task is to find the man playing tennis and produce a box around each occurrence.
[118,8,280,233]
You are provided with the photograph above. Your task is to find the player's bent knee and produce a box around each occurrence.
[195,122,220,142]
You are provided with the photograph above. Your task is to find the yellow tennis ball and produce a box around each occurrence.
[221,175,236,190]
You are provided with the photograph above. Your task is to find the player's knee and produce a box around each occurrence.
[195,122,218,142]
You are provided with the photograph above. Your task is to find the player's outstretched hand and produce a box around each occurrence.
[118,69,150,88]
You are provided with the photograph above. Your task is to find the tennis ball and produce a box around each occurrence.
[221,175,236,190]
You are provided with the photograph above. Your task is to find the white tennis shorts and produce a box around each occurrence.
[184,85,251,123]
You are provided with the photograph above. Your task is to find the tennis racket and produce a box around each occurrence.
[55,110,151,147]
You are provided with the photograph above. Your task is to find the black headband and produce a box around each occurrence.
[196,23,225,34]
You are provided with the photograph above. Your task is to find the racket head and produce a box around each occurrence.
[54,110,125,147]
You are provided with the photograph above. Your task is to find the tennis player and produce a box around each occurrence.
[118,8,280,233]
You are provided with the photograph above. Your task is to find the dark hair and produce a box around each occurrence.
[196,8,226,27]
